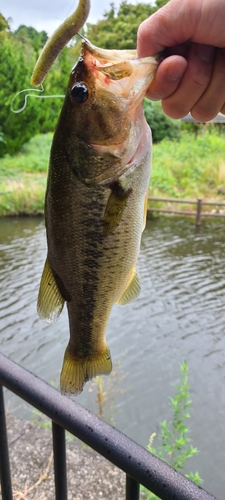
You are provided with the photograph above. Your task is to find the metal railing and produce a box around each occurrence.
[0,353,219,500]
[147,197,225,227]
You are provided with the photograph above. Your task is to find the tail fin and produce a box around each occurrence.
[60,344,112,395]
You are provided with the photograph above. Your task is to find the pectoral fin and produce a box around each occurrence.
[117,268,140,305]
[103,181,131,236]
[37,258,65,323]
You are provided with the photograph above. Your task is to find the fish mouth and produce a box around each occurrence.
[79,38,160,106]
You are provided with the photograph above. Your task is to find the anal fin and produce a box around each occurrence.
[37,257,65,323]
[117,268,140,306]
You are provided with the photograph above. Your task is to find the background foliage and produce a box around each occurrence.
[0,0,182,158]
[144,99,181,142]
[0,15,78,156]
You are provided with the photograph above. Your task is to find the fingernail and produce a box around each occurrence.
[195,44,215,62]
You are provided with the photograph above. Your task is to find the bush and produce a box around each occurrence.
[144,99,181,142]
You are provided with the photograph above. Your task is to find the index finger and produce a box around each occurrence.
[145,55,188,100]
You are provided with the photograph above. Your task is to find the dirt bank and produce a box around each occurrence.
[1,414,146,500]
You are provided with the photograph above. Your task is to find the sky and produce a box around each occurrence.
[1,0,150,35]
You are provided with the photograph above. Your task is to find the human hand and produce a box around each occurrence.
[137,0,225,121]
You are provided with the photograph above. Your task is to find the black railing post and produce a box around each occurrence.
[0,385,13,500]
[126,475,140,500]
[52,421,67,500]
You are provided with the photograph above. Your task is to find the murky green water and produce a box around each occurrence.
[0,216,224,498]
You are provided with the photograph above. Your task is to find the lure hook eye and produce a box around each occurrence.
[70,82,89,103]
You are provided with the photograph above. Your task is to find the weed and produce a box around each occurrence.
[89,355,128,424]
[142,361,202,499]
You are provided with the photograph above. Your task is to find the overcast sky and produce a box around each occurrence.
[2,0,150,35]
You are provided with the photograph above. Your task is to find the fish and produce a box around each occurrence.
[34,1,160,395]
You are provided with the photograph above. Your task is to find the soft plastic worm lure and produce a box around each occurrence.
[30,0,90,87]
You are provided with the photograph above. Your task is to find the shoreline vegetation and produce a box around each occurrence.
[0,129,225,218]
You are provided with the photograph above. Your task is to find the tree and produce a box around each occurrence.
[144,100,181,142]
[0,0,181,157]
[0,15,73,156]
[0,13,10,32]
[155,0,170,8]
[86,1,156,49]
[15,25,48,56]
[0,31,41,156]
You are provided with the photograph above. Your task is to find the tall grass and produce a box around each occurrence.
[151,129,225,199]
[1,133,53,174]
[0,134,52,215]
[0,174,46,216]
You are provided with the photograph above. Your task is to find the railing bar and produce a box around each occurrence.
[0,354,219,500]
[147,208,225,217]
[148,197,197,204]
[126,475,140,500]
[52,421,68,500]
[148,209,198,215]
[201,201,225,207]
[0,385,13,500]
[148,197,225,207]
[198,213,225,217]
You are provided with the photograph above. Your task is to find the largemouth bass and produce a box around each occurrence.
[35,2,159,395]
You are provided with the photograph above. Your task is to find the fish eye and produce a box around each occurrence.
[70,83,89,103]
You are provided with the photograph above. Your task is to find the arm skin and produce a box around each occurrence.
[137,0,225,121]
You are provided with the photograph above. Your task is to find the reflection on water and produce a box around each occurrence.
[0,216,225,498]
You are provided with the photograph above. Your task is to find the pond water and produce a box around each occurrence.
[0,216,224,498]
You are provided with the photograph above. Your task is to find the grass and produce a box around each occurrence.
[1,128,225,216]
[1,133,53,173]
[0,134,52,216]
[151,129,225,199]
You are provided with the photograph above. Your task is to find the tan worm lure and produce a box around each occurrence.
[30,0,90,86]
